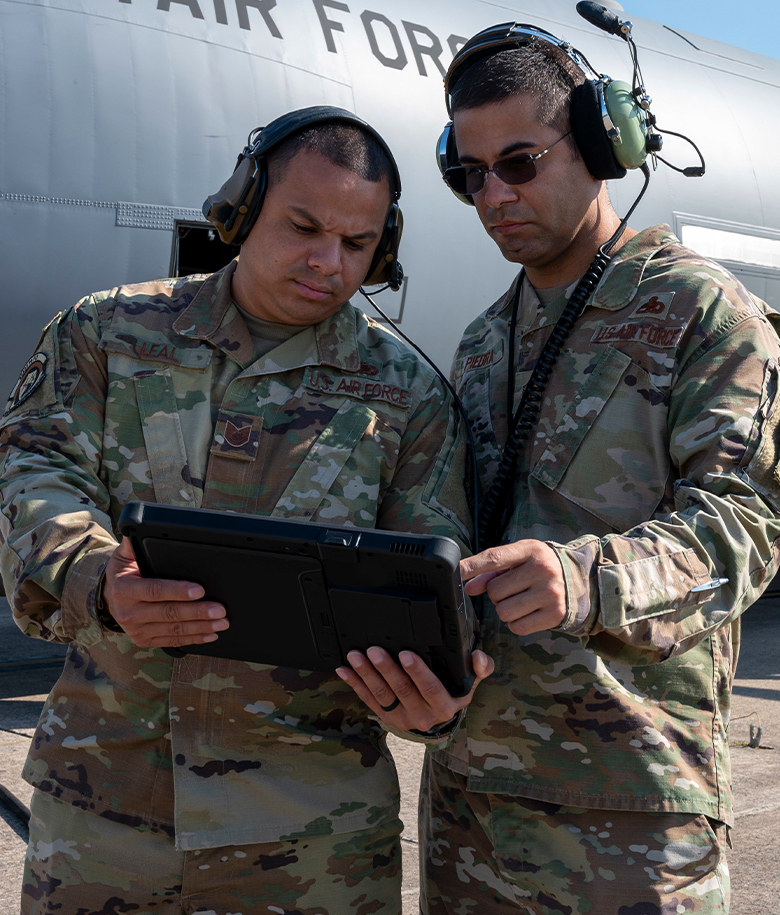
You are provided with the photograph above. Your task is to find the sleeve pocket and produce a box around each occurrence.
[598,547,714,628]
[740,359,780,512]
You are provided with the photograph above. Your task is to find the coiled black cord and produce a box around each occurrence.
[478,163,651,547]
[477,249,610,546]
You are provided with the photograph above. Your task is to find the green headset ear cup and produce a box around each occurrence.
[570,80,627,180]
[364,203,404,290]
[603,80,648,169]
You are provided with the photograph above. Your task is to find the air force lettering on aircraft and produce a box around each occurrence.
[1,0,780,401]
[122,0,469,71]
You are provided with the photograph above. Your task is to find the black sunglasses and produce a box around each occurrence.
[443,132,572,196]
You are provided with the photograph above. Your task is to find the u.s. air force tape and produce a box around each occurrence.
[4,352,48,416]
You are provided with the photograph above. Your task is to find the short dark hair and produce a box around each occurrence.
[450,39,585,136]
[267,124,398,199]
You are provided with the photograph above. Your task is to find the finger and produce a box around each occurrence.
[334,662,389,713]
[398,649,494,708]
[460,544,529,582]
[463,569,503,596]
[109,539,207,602]
[506,605,565,636]
[486,561,558,605]
[490,569,565,621]
[393,650,461,714]
[131,616,230,648]
[346,649,404,712]
[113,536,139,568]
[121,574,207,606]
[471,649,495,682]
[112,599,226,631]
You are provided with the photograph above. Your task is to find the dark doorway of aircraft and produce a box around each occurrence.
[170,221,239,278]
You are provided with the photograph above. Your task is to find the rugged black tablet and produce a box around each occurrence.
[118,502,476,697]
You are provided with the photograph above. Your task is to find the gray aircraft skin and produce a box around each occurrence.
[1,0,780,404]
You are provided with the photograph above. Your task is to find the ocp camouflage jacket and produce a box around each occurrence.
[435,225,780,825]
[0,261,470,849]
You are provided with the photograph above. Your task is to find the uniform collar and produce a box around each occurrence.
[173,259,362,373]
[485,224,679,321]
[591,224,679,311]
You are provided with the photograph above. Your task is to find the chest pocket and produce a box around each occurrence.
[531,346,670,532]
[272,398,400,525]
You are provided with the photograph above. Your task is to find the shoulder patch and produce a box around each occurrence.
[4,352,48,416]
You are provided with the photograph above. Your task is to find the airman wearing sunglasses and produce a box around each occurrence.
[416,27,780,915]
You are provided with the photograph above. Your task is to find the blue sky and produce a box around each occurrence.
[621,1,778,61]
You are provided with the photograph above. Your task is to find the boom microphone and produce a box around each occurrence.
[576,2,629,39]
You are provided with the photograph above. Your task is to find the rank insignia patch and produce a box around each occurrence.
[225,420,252,449]
[4,352,48,416]
[628,293,675,321]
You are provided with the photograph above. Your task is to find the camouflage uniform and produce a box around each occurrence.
[424,226,780,914]
[0,260,471,913]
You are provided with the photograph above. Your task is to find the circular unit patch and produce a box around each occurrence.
[4,352,48,416]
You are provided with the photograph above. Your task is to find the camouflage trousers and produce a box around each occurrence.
[22,789,403,915]
[420,757,730,915]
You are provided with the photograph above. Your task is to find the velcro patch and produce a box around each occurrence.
[4,352,48,416]
[211,413,262,460]
[304,367,411,409]
[462,346,500,374]
[628,292,675,321]
[591,323,684,348]
[137,341,180,362]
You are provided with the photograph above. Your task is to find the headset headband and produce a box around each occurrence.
[203,105,405,289]
[444,23,599,116]
[245,106,402,201]
[438,7,703,204]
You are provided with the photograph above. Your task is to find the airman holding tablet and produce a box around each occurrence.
[0,107,492,915]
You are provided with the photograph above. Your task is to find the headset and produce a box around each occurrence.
[437,2,704,205]
[434,3,706,546]
[203,106,404,290]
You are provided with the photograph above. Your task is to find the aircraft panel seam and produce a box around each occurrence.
[0,195,204,231]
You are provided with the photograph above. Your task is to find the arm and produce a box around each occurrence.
[462,307,780,666]
[0,297,228,648]
[0,301,117,644]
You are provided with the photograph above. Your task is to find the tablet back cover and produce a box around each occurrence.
[118,502,475,696]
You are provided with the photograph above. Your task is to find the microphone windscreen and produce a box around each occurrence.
[576,1,622,35]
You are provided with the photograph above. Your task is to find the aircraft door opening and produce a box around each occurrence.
[170,221,239,278]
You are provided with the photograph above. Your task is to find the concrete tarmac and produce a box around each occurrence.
[1,597,779,915]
